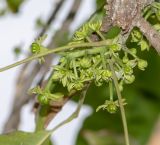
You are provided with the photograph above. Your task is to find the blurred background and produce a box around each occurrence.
[0,0,160,145]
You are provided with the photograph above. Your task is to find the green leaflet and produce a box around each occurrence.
[0,130,52,145]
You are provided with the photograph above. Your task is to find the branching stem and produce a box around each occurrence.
[108,60,130,145]
[0,40,110,72]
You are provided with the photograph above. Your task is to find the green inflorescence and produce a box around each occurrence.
[30,21,148,113]
[29,2,160,112]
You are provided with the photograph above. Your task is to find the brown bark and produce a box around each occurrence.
[101,0,154,32]
[136,17,160,53]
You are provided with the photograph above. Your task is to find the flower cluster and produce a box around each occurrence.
[49,21,149,113]
[52,55,112,92]
[30,21,149,111]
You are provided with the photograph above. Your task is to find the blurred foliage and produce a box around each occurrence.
[96,0,105,9]
[13,46,22,58]
[6,0,24,13]
[0,0,25,16]
[35,17,46,29]
[0,130,51,145]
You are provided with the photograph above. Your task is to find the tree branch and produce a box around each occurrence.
[136,17,160,53]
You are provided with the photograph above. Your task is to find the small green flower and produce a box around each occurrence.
[96,99,127,114]
[96,100,118,114]
[138,59,148,71]
[74,81,84,90]
[89,21,101,31]
[124,75,135,84]
[73,24,90,41]
[31,42,41,54]
[67,80,84,91]
[61,71,75,87]
[130,48,137,55]
[80,57,92,69]
[131,30,142,42]
[30,35,48,54]
[101,70,112,81]
[110,44,121,52]
[52,72,61,80]
[124,65,133,75]
[106,101,118,113]
[80,68,94,80]
[138,39,149,51]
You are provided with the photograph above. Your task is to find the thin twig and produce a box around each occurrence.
[0,40,110,72]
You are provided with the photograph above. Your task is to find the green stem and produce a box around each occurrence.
[86,36,92,42]
[50,87,88,132]
[73,59,78,78]
[100,51,107,69]
[108,60,130,145]
[109,81,113,101]
[0,40,110,72]
[96,30,106,40]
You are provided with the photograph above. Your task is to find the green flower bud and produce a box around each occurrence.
[130,48,137,55]
[138,59,148,71]
[31,43,41,54]
[80,57,91,69]
[131,30,142,42]
[38,94,49,105]
[68,81,84,91]
[127,60,137,68]
[124,75,135,84]
[110,44,121,52]
[122,56,129,63]
[139,40,149,51]
[153,24,160,32]
[118,81,124,91]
